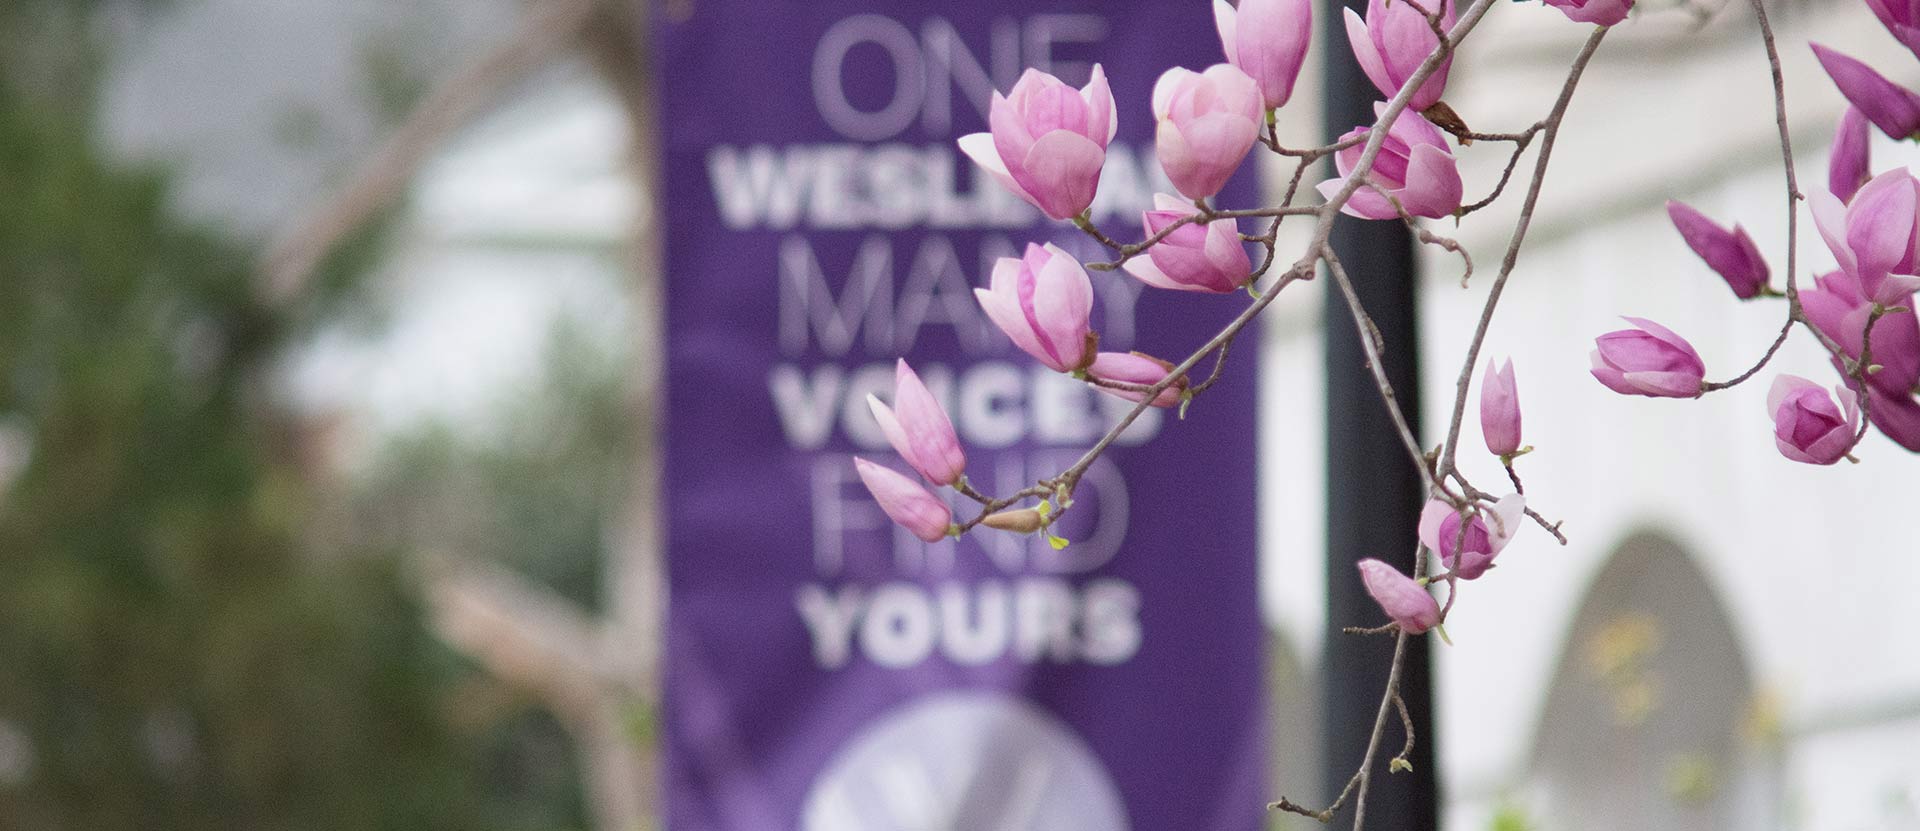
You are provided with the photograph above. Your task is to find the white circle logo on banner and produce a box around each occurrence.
[801,691,1130,831]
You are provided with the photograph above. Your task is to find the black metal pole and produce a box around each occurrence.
[1320,0,1438,827]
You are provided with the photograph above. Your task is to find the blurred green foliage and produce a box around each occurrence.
[350,321,630,614]
[0,4,592,828]
[1487,803,1538,831]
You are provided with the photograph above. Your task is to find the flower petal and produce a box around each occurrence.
[1810,189,1859,277]
[1214,0,1240,64]
[959,132,1035,205]
[1013,130,1106,220]
[1032,244,1095,369]
[1396,142,1463,218]
[1344,8,1396,104]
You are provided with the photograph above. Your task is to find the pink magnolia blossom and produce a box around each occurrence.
[1767,375,1860,465]
[1856,304,1920,396]
[1345,0,1455,111]
[976,243,1097,373]
[1798,269,1920,398]
[853,458,954,543]
[1864,385,1920,451]
[1589,317,1707,399]
[1123,193,1253,293]
[1865,0,1920,62]
[1831,107,1872,203]
[1809,168,1920,306]
[1214,0,1314,109]
[1086,351,1189,408]
[1666,200,1769,299]
[1799,271,1865,343]
[867,360,966,486]
[1480,358,1522,457]
[1541,0,1631,26]
[958,66,1117,220]
[1357,559,1441,633]
[1151,64,1265,200]
[1417,495,1525,581]
[1316,104,1462,220]
[1811,44,1920,141]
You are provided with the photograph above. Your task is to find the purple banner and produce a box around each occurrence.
[657,3,1265,828]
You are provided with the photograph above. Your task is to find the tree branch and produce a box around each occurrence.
[257,0,604,306]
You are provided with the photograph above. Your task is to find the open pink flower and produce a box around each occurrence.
[1418,495,1525,581]
[1214,0,1314,109]
[854,458,953,543]
[1767,375,1860,465]
[867,360,966,486]
[975,243,1096,373]
[1358,559,1441,633]
[1810,168,1920,306]
[958,66,1116,220]
[1123,193,1253,293]
[1345,0,1455,111]
[1152,64,1264,200]
[1798,269,1920,398]
[1317,104,1462,220]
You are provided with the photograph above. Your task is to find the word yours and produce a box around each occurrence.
[795,578,1141,669]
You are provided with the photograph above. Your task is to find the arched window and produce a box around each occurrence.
[1525,531,1780,830]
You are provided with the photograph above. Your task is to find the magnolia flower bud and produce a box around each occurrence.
[1124,194,1254,294]
[1316,105,1462,220]
[1345,0,1455,111]
[867,360,966,486]
[1767,375,1860,465]
[1541,0,1631,26]
[1479,358,1522,457]
[1151,64,1265,200]
[1087,351,1189,408]
[958,66,1117,220]
[976,243,1097,373]
[1417,495,1524,581]
[1831,107,1872,203]
[1811,44,1920,141]
[1357,559,1441,633]
[982,509,1047,534]
[1214,0,1314,110]
[1666,201,1770,300]
[1589,317,1707,399]
[853,458,953,543]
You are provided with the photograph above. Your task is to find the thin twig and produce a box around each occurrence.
[1350,630,1414,831]
[1703,0,1862,394]
[1325,249,1440,497]
[1083,206,1320,271]
[1391,693,1416,769]
[1437,25,1609,482]
[1457,126,1542,216]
